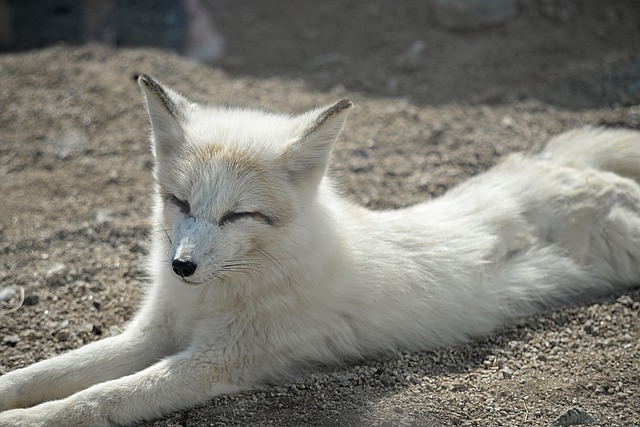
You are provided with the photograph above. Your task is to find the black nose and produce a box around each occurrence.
[172,259,197,277]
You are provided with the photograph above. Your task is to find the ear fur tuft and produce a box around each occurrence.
[304,99,353,136]
[138,74,191,163]
[138,74,186,121]
[282,99,353,186]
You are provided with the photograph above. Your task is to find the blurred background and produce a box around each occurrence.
[2,0,640,109]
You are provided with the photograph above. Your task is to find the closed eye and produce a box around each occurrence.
[167,194,191,216]
[219,211,272,226]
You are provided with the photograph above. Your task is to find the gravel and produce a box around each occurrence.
[1,1,639,426]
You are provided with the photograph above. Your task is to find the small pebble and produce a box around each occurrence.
[2,335,19,347]
[55,329,71,342]
[501,368,514,379]
[45,264,67,286]
[0,287,17,302]
[23,294,39,306]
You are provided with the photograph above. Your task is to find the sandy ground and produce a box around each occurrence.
[1,1,640,426]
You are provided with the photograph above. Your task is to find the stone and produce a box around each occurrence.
[2,335,19,347]
[550,406,596,426]
[45,263,67,286]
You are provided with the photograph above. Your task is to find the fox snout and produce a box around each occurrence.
[172,259,197,278]
[169,217,206,281]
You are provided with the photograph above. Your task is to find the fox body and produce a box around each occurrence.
[1,75,639,426]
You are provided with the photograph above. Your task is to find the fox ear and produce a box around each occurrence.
[282,99,353,186]
[137,74,191,163]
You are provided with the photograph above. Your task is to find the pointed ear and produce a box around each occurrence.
[282,99,353,185]
[137,74,192,163]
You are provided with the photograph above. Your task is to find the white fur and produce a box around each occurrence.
[1,75,639,426]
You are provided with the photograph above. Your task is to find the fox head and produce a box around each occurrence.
[138,74,352,286]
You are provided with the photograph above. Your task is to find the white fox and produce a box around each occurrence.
[1,74,639,426]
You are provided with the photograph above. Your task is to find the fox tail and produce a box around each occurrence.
[540,126,640,181]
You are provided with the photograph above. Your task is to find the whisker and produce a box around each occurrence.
[219,267,250,272]
[253,248,297,288]
[225,259,263,267]
[256,248,287,272]
[220,266,259,274]
[222,262,261,270]
[152,217,172,246]
[213,272,230,286]
[161,258,172,271]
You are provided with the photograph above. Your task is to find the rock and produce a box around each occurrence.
[434,0,517,31]
[54,329,71,342]
[49,129,89,159]
[501,368,514,379]
[45,263,67,286]
[23,294,39,306]
[407,375,421,384]
[550,406,596,426]
[616,295,634,307]
[380,374,394,387]
[2,334,19,347]
[451,382,468,392]
[95,210,111,224]
[0,287,17,302]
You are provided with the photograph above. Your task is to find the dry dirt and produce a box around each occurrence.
[1,1,640,426]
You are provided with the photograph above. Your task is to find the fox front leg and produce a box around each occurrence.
[0,322,176,412]
[0,348,247,427]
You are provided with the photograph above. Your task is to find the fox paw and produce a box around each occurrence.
[0,402,113,427]
[0,408,42,427]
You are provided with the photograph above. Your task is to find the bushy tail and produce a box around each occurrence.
[533,126,640,296]
[540,126,640,180]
